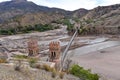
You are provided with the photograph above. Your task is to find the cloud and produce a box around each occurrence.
[99,0,120,6]
[28,0,120,11]
[28,0,98,10]
[0,0,120,10]
[0,0,10,2]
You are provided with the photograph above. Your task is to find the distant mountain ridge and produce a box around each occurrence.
[83,4,120,27]
[83,4,120,19]
[0,0,120,31]
[0,0,69,23]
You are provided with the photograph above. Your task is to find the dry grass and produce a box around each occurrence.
[0,64,79,80]
[0,59,7,63]
[59,72,65,79]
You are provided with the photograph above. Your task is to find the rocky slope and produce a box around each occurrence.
[71,4,120,35]
[71,8,88,18]
[0,0,120,34]
[0,0,67,28]
[82,4,120,27]
[0,0,67,21]
[83,4,120,19]
[0,12,64,29]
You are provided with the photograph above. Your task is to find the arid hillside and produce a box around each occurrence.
[0,0,66,29]
[0,12,64,29]
[81,4,120,35]
[0,0,120,35]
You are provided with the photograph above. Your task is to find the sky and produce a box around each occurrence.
[0,0,120,11]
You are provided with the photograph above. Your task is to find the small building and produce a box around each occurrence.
[49,41,61,62]
[27,39,39,56]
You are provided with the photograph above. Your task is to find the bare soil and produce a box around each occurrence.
[72,45,120,80]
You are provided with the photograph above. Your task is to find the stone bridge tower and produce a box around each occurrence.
[49,41,61,62]
[27,39,39,56]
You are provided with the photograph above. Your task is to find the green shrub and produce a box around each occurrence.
[69,65,99,80]
[14,55,28,59]
[51,69,57,78]
[0,24,55,35]
[84,18,93,24]
[42,64,53,71]
[0,58,7,63]
[59,72,64,79]
[61,19,74,31]
[28,58,38,67]
[35,64,41,69]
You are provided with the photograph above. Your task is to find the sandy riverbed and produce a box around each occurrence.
[71,45,120,80]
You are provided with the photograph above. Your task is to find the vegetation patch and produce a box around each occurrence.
[69,64,99,80]
[14,55,28,59]
[28,58,38,67]
[59,72,64,79]
[0,58,7,63]
[0,24,57,35]
[61,19,74,31]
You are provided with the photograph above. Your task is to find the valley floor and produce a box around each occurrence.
[0,26,120,80]
[71,45,120,80]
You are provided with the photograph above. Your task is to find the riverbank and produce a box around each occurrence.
[71,45,120,80]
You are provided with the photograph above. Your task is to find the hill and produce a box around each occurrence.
[0,0,120,35]
[81,4,120,35]
[0,0,68,35]
[0,0,67,25]
[68,4,120,35]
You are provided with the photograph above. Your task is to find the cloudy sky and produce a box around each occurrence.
[0,0,120,11]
